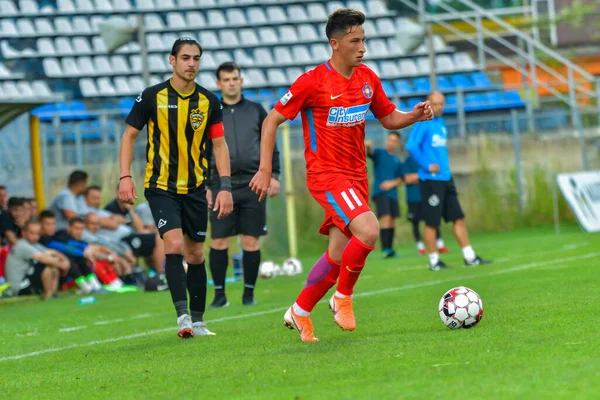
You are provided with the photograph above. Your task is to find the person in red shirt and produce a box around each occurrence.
[250,8,433,342]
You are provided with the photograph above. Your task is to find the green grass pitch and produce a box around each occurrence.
[1,226,599,399]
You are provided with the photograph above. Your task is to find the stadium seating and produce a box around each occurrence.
[0,0,528,138]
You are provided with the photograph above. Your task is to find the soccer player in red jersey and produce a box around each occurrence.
[250,9,434,342]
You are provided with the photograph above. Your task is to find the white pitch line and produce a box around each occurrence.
[1,252,598,363]
[432,362,470,367]
[58,326,87,333]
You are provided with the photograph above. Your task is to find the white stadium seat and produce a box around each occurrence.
[416,57,431,74]
[363,20,377,36]
[177,0,196,8]
[347,1,367,15]
[37,38,56,56]
[201,52,217,69]
[254,48,274,66]
[148,54,167,72]
[58,0,76,13]
[72,17,92,34]
[246,69,266,87]
[111,55,130,74]
[16,81,35,97]
[18,1,38,16]
[136,0,155,11]
[1,41,20,58]
[273,47,293,65]
[226,9,247,26]
[1,20,18,37]
[310,44,329,63]
[247,8,267,25]
[197,0,216,7]
[77,56,96,75]
[367,0,388,17]
[327,2,345,15]
[73,37,93,54]
[219,30,239,48]
[233,49,254,66]
[207,10,226,27]
[155,0,175,10]
[307,3,327,20]
[128,76,144,93]
[74,0,94,12]
[43,58,63,77]
[167,12,186,29]
[54,17,74,34]
[80,78,99,97]
[144,14,165,31]
[297,24,318,41]
[377,18,396,35]
[94,56,113,75]
[199,31,219,49]
[97,77,117,95]
[292,45,312,64]
[239,29,259,46]
[130,55,142,73]
[92,36,107,52]
[288,5,308,23]
[61,57,81,77]
[436,55,455,73]
[214,51,232,65]
[267,69,287,86]
[258,28,278,45]
[55,37,75,55]
[32,81,53,97]
[94,0,112,12]
[16,19,35,36]
[185,11,206,29]
[278,26,297,44]
[286,67,304,83]
[197,72,217,90]
[454,52,476,70]
[398,59,418,76]
[3,82,21,98]
[114,76,132,95]
[146,33,166,51]
[379,61,401,79]
[266,7,287,24]
[112,0,131,11]
[369,39,389,58]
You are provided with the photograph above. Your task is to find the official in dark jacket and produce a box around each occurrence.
[207,62,281,307]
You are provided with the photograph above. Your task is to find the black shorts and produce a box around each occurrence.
[145,187,208,242]
[373,194,400,219]
[18,262,45,296]
[122,233,155,257]
[210,185,267,239]
[407,201,423,222]
[419,179,465,227]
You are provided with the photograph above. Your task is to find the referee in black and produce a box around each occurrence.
[118,38,233,339]
[207,62,281,308]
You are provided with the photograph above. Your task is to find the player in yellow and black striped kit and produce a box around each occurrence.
[118,38,233,339]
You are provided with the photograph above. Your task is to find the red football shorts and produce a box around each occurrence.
[308,177,371,238]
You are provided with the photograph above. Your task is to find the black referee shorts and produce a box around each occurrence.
[121,233,156,257]
[210,185,267,239]
[407,201,423,222]
[145,186,208,242]
[373,194,400,219]
[419,179,465,228]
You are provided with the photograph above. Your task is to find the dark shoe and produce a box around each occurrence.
[429,260,452,271]
[383,249,399,259]
[209,294,229,308]
[242,294,256,306]
[464,255,492,267]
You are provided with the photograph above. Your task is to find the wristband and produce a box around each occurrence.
[220,176,232,192]
[119,175,132,181]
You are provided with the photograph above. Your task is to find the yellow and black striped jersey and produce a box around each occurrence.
[126,79,224,194]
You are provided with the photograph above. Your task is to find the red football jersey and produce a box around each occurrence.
[274,61,396,185]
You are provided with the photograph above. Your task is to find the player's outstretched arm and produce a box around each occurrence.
[211,136,234,219]
[118,125,141,205]
[250,109,287,202]
[379,101,434,130]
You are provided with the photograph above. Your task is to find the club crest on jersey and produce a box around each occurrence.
[327,102,371,127]
[189,107,205,131]
[362,83,373,99]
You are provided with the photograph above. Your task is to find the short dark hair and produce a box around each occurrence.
[0,185,6,191]
[8,197,25,208]
[171,37,203,57]
[68,170,88,186]
[38,210,56,221]
[23,220,39,232]
[325,8,366,40]
[85,185,102,196]
[68,216,85,226]
[388,131,401,138]
[215,62,241,80]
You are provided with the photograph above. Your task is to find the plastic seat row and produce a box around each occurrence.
[1,0,390,17]
[0,80,55,98]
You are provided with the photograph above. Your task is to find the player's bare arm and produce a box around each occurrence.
[379,101,434,130]
[211,136,234,219]
[118,125,142,205]
[403,173,420,185]
[380,177,403,191]
[250,108,287,202]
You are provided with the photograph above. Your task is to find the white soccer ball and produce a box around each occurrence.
[282,257,303,276]
[439,286,484,330]
[259,261,278,279]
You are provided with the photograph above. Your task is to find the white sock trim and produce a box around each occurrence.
[462,245,476,261]
[292,303,310,316]
[428,252,440,266]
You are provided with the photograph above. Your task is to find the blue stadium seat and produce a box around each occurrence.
[275,88,288,99]
[464,93,485,112]
[470,72,493,89]
[257,88,274,102]
[406,97,422,109]
[393,79,413,95]
[381,80,395,97]
[32,103,58,122]
[444,94,458,113]
[503,90,525,108]
[450,73,474,89]
[412,77,430,93]
[396,100,408,111]
[436,76,453,91]
[483,91,505,110]
[243,89,259,102]
[118,98,135,115]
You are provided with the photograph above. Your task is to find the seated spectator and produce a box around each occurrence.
[0,185,7,211]
[81,186,165,276]
[39,210,97,294]
[0,197,26,247]
[49,170,89,231]
[4,221,70,299]
[23,198,37,223]
[135,202,158,233]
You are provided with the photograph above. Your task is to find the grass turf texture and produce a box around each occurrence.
[1,225,599,399]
